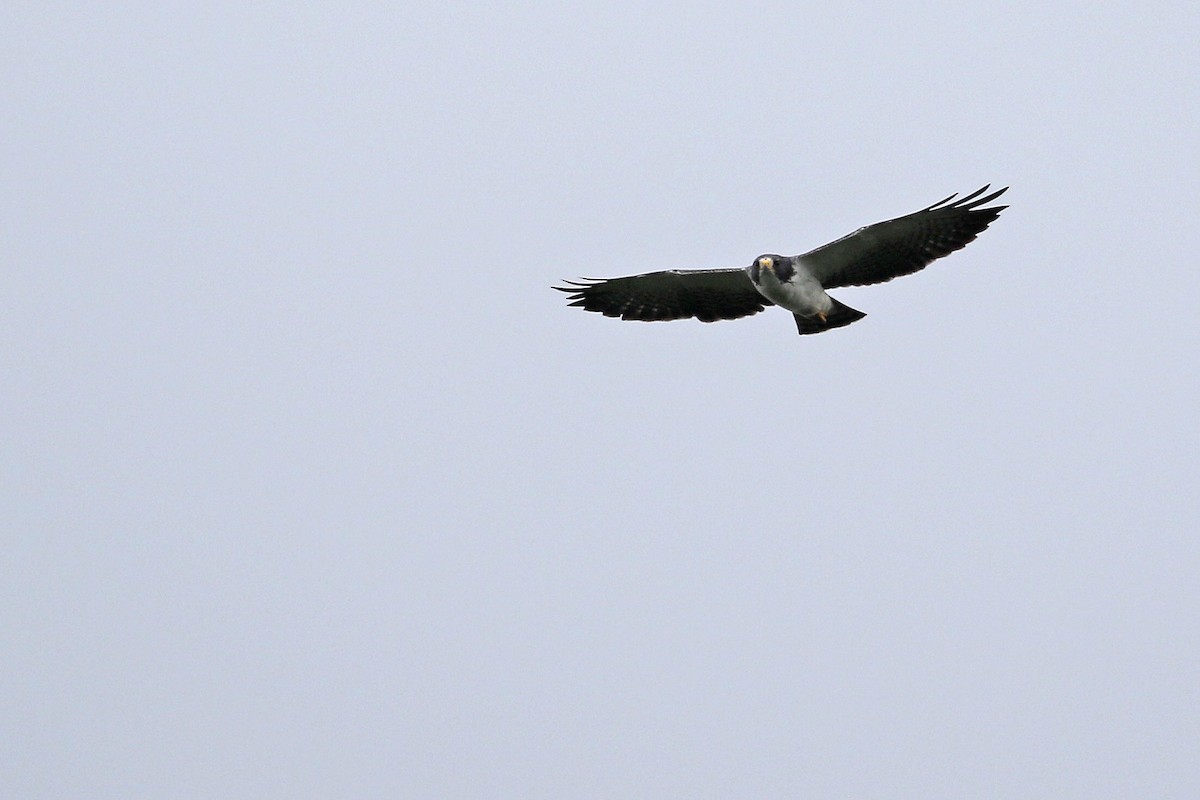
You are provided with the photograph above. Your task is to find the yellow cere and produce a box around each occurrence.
[758,256,774,269]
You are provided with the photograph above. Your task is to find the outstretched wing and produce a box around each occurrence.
[555,268,771,323]
[801,186,1008,289]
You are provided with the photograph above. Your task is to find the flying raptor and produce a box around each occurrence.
[555,186,1008,335]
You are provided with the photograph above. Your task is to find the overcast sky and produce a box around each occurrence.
[5,3,1199,798]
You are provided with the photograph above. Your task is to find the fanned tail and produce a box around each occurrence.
[793,297,867,335]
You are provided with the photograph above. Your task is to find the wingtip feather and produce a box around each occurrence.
[924,184,1008,213]
[961,185,1008,209]
[923,192,959,211]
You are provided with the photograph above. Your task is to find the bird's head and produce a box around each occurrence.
[748,254,794,284]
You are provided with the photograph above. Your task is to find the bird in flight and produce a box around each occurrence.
[555,186,1007,335]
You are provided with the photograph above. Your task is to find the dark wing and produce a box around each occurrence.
[555,268,772,323]
[800,186,1008,289]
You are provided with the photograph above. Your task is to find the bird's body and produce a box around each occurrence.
[751,255,831,318]
[555,186,1008,335]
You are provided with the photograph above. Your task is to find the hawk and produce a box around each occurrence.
[555,186,1008,335]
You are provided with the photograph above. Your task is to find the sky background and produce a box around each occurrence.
[5,3,1199,797]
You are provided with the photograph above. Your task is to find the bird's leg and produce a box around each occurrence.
[818,312,827,323]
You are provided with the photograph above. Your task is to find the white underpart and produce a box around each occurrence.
[754,260,833,317]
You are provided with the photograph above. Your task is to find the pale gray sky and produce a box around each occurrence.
[5,3,1199,797]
